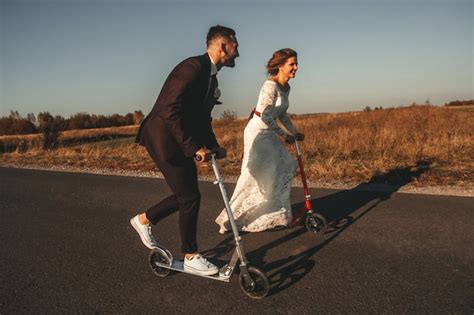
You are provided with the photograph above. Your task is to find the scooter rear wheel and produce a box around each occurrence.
[149,248,172,277]
[239,266,269,299]
[305,212,328,234]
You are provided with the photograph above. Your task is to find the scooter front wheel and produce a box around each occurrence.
[305,212,328,234]
[239,266,270,299]
[149,248,172,277]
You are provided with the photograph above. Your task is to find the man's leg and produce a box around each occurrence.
[152,156,200,254]
[130,141,218,274]
[130,156,200,251]
[151,156,218,275]
[145,194,179,225]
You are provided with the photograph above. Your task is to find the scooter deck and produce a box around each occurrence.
[156,260,232,282]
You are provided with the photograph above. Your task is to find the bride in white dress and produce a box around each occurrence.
[215,48,305,233]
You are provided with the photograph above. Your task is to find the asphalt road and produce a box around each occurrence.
[1,167,473,313]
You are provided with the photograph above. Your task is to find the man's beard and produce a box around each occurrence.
[225,59,236,67]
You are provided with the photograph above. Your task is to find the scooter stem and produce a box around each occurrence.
[210,155,243,244]
[295,141,310,198]
[289,140,313,227]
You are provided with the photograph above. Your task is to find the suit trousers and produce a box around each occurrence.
[144,147,201,254]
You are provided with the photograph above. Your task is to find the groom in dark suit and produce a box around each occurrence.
[131,25,239,276]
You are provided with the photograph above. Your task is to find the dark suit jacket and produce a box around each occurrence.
[136,53,219,161]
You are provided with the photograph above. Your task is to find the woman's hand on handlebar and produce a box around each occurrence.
[295,132,305,141]
[285,134,295,144]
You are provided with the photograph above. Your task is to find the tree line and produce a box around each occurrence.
[444,100,474,107]
[0,110,145,136]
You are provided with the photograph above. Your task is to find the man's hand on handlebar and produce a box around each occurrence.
[212,147,227,159]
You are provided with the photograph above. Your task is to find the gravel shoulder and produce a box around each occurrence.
[3,163,472,197]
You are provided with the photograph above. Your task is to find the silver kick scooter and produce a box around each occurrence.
[148,154,270,299]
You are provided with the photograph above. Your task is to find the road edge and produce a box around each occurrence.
[2,163,472,197]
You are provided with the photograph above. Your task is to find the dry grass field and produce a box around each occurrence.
[1,105,473,187]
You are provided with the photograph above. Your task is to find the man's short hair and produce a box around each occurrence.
[206,25,236,47]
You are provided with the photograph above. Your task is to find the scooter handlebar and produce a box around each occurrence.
[193,152,216,162]
[294,139,302,156]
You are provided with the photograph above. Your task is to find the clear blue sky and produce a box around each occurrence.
[1,0,472,118]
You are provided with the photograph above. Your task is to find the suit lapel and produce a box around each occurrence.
[197,53,220,110]
[199,53,215,102]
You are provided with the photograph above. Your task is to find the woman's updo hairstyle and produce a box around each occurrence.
[266,48,297,76]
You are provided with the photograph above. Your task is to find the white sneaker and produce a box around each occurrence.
[130,215,158,249]
[183,254,219,276]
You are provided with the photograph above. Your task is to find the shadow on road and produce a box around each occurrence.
[203,160,432,296]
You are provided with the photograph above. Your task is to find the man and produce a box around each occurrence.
[130,25,239,276]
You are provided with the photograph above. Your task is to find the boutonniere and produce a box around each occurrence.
[213,87,221,99]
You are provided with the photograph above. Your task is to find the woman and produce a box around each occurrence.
[215,48,304,233]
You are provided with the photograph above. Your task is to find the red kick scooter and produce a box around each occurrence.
[289,140,328,233]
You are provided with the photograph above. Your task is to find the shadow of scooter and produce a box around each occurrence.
[205,160,432,296]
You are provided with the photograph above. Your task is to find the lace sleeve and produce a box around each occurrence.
[259,82,288,138]
[278,112,298,135]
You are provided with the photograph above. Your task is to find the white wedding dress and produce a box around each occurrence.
[215,80,299,233]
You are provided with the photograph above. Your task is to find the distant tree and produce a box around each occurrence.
[38,112,61,149]
[220,109,237,122]
[363,106,372,112]
[445,99,474,107]
[68,112,92,130]
[109,113,123,126]
[13,119,37,135]
[90,114,99,128]
[26,112,37,126]
[0,117,12,135]
[124,113,134,125]
[10,110,21,120]
[445,100,461,107]
[89,114,108,128]
[37,112,52,129]
[54,115,67,131]
[0,111,37,135]
[133,110,144,125]
[425,98,431,106]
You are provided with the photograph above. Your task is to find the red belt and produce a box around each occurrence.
[247,108,261,121]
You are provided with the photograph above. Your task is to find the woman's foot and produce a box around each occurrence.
[289,215,304,228]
